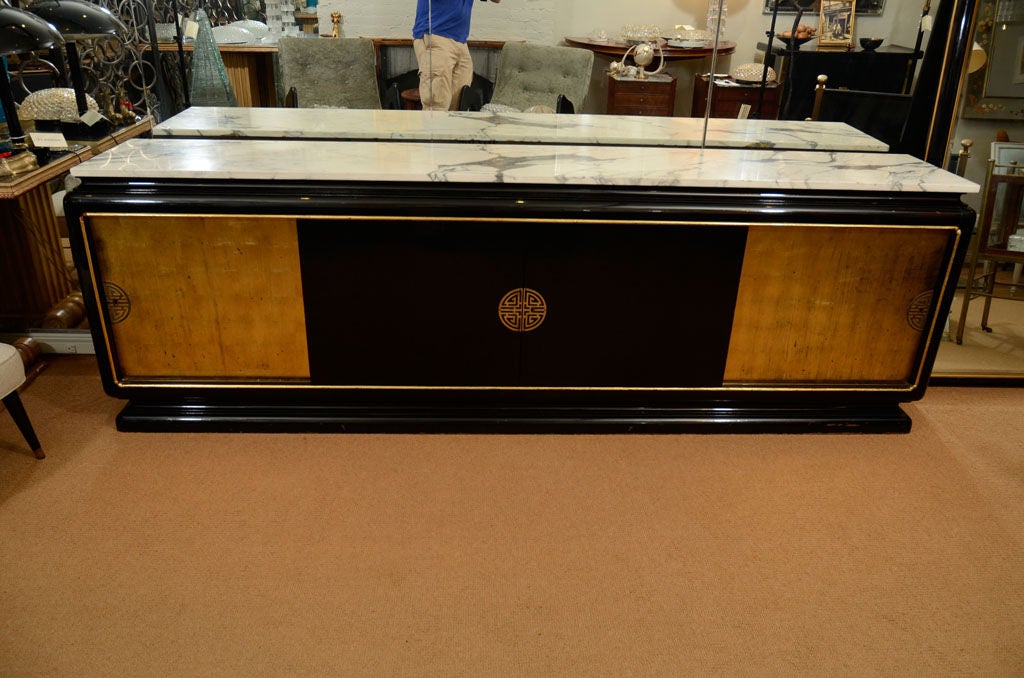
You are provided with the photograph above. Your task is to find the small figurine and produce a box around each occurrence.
[331,11,341,38]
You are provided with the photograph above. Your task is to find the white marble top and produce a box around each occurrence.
[71,138,978,194]
[152,107,890,152]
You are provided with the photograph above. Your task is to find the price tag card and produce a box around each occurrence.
[79,110,106,126]
[28,131,70,150]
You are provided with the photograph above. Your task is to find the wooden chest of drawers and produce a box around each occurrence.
[606,74,677,116]
[691,75,780,119]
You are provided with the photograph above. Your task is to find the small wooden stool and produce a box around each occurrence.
[1,343,44,459]
[294,12,318,35]
[400,88,422,111]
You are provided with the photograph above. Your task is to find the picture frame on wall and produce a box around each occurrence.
[763,0,882,15]
[818,0,855,51]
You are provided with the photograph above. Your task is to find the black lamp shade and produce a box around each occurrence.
[0,6,64,55]
[26,0,127,39]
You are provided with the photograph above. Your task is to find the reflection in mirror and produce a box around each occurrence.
[937,0,1024,380]
[180,0,960,145]
[134,0,963,134]
[936,141,1024,379]
[750,2,926,123]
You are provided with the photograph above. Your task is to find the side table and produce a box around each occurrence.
[294,12,318,35]
[691,75,780,119]
[400,88,422,111]
[607,73,677,116]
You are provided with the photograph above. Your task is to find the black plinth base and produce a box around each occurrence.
[59,119,113,140]
[116,401,912,434]
[31,118,112,140]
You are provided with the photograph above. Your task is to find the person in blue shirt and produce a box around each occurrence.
[413,0,500,111]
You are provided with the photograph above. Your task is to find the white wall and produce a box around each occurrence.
[323,0,556,43]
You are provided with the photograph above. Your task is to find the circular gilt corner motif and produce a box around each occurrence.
[104,281,131,324]
[498,287,547,332]
[906,290,933,332]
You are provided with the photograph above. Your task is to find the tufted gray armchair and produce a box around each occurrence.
[488,42,595,112]
[276,37,383,109]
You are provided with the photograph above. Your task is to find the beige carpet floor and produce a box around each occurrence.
[2,356,1023,676]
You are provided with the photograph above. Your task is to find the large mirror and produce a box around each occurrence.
[937,0,1024,381]
[136,0,959,133]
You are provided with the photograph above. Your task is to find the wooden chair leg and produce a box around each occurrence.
[808,74,827,121]
[2,392,44,459]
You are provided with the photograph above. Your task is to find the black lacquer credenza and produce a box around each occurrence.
[64,139,976,433]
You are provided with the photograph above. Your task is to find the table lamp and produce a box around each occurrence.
[26,0,127,138]
[0,3,63,171]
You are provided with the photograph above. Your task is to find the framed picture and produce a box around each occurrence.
[818,0,855,50]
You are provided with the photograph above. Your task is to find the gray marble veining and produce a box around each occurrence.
[151,107,890,152]
[71,138,978,194]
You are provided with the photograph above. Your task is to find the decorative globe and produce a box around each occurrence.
[634,42,655,68]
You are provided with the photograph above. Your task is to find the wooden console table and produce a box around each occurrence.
[564,37,736,62]
[154,43,279,107]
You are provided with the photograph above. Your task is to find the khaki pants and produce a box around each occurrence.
[413,34,473,111]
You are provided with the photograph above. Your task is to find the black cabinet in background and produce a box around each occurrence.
[760,44,921,121]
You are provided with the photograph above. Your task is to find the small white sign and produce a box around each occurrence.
[29,131,70,150]
[79,110,106,126]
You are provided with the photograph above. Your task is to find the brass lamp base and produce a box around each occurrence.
[0,150,40,177]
